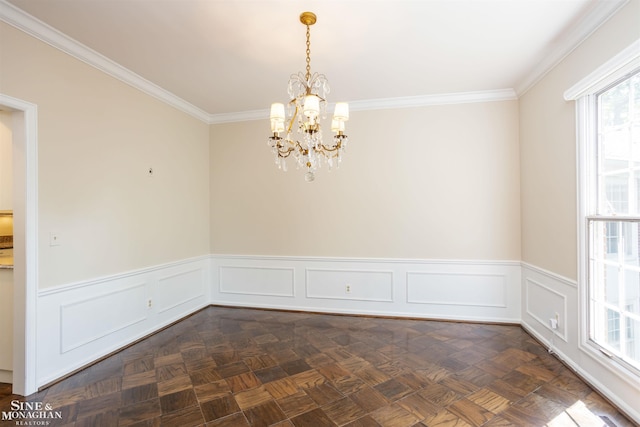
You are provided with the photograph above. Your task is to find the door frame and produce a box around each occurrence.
[0,93,38,395]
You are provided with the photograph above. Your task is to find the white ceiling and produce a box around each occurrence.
[1,0,628,120]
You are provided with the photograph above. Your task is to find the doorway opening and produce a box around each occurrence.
[0,94,38,396]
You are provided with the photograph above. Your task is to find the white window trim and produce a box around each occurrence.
[564,39,640,101]
[572,38,640,386]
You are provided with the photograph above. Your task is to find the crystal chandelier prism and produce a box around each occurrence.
[268,12,349,182]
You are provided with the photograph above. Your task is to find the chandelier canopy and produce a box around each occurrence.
[268,12,349,182]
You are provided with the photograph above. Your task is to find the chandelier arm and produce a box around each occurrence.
[286,103,298,135]
[314,147,342,159]
[276,145,295,158]
[317,143,342,152]
[275,139,308,157]
[294,140,308,155]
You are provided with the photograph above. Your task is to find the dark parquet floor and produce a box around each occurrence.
[0,306,637,427]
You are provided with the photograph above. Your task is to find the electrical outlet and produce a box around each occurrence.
[549,318,558,329]
[345,284,351,294]
[147,299,152,308]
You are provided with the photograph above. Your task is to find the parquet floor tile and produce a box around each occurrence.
[277,390,318,418]
[0,306,636,426]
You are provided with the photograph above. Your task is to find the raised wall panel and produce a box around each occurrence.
[525,277,568,341]
[219,265,294,297]
[157,268,205,313]
[407,272,507,307]
[60,283,147,353]
[305,268,393,302]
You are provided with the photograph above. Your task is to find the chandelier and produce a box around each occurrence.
[268,12,349,182]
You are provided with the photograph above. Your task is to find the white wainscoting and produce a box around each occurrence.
[28,254,640,423]
[211,255,522,323]
[36,256,210,387]
[521,263,640,424]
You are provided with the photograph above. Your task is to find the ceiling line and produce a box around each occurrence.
[209,89,518,124]
[0,0,211,123]
[515,0,629,95]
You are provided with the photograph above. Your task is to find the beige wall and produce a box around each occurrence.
[519,0,640,280]
[0,22,211,288]
[210,101,521,260]
[6,0,635,285]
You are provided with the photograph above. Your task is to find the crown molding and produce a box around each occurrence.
[516,0,630,96]
[349,89,518,111]
[209,89,518,124]
[0,0,211,123]
[209,109,267,124]
[6,0,615,125]
[1,0,519,126]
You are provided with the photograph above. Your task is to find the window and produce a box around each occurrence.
[586,71,640,373]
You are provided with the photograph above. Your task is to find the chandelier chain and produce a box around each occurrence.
[305,25,311,82]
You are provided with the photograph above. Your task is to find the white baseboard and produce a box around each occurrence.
[36,256,210,387]
[0,369,12,384]
[211,255,522,323]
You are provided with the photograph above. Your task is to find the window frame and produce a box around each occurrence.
[586,215,640,374]
[572,39,640,381]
